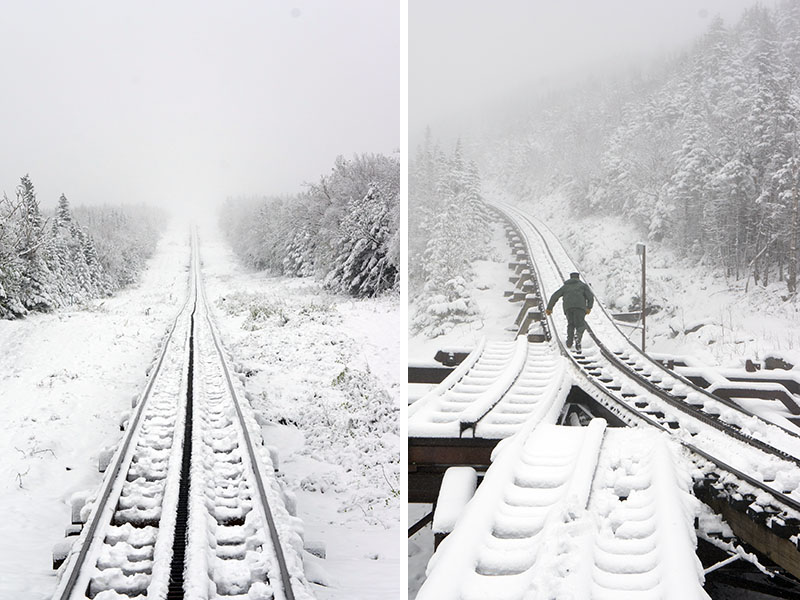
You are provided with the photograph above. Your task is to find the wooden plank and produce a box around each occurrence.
[408,365,454,384]
[696,486,800,580]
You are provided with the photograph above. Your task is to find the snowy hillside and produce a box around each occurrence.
[478,1,800,300]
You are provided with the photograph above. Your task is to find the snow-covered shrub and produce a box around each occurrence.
[324,164,400,297]
[411,276,480,338]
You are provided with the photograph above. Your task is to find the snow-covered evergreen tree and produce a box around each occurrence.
[409,137,490,337]
[0,177,166,319]
[480,0,800,292]
[220,153,400,298]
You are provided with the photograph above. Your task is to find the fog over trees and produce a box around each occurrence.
[220,153,400,298]
[481,1,800,293]
[0,175,165,318]
[409,134,490,336]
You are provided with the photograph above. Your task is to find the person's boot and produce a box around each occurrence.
[566,337,573,348]
[575,341,581,353]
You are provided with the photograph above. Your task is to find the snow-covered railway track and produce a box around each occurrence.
[53,233,309,600]
[498,202,800,458]
[408,336,568,439]
[491,203,800,563]
[419,421,707,599]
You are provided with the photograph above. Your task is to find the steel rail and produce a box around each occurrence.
[503,203,800,466]
[534,211,800,430]
[53,235,196,600]
[493,202,800,516]
[192,230,297,600]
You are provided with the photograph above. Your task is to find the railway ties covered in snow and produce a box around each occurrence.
[418,421,706,600]
[410,203,800,596]
[51,232,311,600]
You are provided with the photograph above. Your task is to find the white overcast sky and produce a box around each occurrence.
[410,0,780,144]
[0,1,399,212]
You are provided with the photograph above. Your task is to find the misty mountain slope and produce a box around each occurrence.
[480,0,800,297]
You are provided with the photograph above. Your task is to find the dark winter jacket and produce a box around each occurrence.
[546,278,594,312]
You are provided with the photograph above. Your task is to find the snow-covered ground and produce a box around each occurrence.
[0,224,190,599]
[198,220,401,599]
[0,216,400,600]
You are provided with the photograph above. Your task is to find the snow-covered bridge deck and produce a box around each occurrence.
[408,336,568,439]
[418,420,707,600]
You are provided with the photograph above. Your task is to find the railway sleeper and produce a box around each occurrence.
[86,569,149,598]
[215,453,243,465]
[216,524,255,544]
[215,513,249,527]
[112,510,161,528]
[210,556,270,596]
[117,495,160,511]
[126,467,168,482]
[217,496,252,510]
[97,541,155,565]
[643,411,665,420]
[216,543,248,560]
[747,503,782,526]
[215,488,253,501]
[104,524,158,546]
[769,516,800,538]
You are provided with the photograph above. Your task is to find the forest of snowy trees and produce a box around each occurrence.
[485,1,800,294]
[0,175,166,319]
[220,153,400,298]
[409,134,490,336]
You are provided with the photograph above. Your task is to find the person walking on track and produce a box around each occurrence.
[545,272,594,352]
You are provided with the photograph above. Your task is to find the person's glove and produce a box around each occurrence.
[545,309,552,316]
[586,309,591,315]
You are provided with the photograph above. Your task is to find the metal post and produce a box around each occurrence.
[636,243,647,353]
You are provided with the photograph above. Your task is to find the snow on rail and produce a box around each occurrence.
[408,337,487,420]
[409,336,569,438]
[419,421,708,600]
[459,336,528,427]
[494,202,800,513]
[498,200,800,459]
[52,292,193,599]
[590,429,707,599]
[52,231,312,600]
[184,313,311,599]
[474,344,569,438]
[409,339,518,437]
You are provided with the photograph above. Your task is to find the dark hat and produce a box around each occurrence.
[570,272,580,278]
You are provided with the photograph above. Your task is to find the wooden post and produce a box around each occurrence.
[636,243,647,353]
[642,244,646,353]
